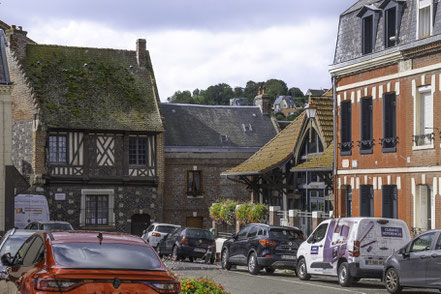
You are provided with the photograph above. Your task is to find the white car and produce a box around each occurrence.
[141,223,181,248]
[296,217,411,287]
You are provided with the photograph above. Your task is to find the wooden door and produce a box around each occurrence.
[186,217,203,228]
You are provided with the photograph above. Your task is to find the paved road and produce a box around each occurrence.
[165,260,440,294]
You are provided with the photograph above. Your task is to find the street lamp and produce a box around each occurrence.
[305,104,317,118]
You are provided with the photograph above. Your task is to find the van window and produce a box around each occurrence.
[308,224,328,244]
[410,232,436,252]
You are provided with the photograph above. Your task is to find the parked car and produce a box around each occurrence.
[0,231,180,293]
[141,222,181,249]
[0,229,37,273]
[296,217,411,287]
[157,227,216,263]
[221,223,304,274]
[383,228,441,294]
[24,221,74,231]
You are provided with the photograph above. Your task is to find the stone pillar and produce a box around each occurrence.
[269,206,281,226]
[288,209,298,227]
[312,211,325,231]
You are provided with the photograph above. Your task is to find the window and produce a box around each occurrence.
[340,101,352,155]
[362,15,374,54]
[346,186,353,217]
[360,97,373,153]
[360,185,374,217]
[242,124,253,132]
[300,128,324,160]
[22,236,44,266]
[382,93,397,152]
[307,223,328,244]
[247,226,258,238]
[418,0,432,39]
[236,227,250,240]
[410,232,435,252]
[129,137,147,165]
[416,185,432,231]
[385,7,397,47]
[220,134,228,143]
[382,185,398,218]
[187,170,202,195]
[414,86,433,147]
[48,135,67,164]
[85,195,109,225]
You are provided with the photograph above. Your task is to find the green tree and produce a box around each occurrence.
[233,87,244,97]
[244,80,264,103]
[287,109,304,121]
[264,79,288,103]
[275,112,286,121]
[204,83,234,105]
[167,90,194,104]
[288,87,304,97]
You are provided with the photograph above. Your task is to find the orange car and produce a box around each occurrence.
[0,231,180,293]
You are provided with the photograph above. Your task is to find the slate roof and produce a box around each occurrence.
[161,103,278,148]
[222,112,306,176]
[274,96,294,106]
[19,44,163,132]
[0,30,10,84]
[291,141,333,172]
[334,0,441,66]
[230,98,250,106]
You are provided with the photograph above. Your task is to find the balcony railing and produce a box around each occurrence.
[379,137,399,153]
[358,139,374,154]
[338,141,353,156]
[413,133,434,147]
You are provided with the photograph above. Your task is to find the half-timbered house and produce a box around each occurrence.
[5,26,164,235]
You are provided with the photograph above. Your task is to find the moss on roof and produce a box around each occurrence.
[20,44,163,131]
[309,91,333,146]
[292,141,334,171]
[222,112,306,176]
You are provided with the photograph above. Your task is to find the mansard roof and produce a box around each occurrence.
[161,103,278,148]
[0,30,10,84]
[19,44,163,132]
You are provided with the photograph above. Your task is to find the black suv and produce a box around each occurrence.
[221,224,304,274]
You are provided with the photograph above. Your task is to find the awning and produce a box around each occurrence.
[290,141,333,172]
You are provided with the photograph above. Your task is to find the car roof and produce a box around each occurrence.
[49,231,147,245]
[32,221,71,225]
[6,228,38,237]
[247,223,299,230]
[153,223,180,227]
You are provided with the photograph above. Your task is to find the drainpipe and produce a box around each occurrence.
[332,76,338,218]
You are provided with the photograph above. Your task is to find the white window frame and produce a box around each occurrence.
[413,85,434,150]
[416,0,433,39]
[80,189,115,227]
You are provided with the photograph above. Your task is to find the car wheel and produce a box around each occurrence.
[385,268,402,294]
[265,267,275,274]
[296,258,311,280]
[172,246,180,262]
[221,248,232,270]
[247,252,260,275]
[338,262,353,287]
[189,257,194,263]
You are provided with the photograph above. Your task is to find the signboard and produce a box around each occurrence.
[54,193,66,201]
[14,194,50,229]
[381,227,403,238]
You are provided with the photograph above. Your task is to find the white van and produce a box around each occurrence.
[296,217,411,287]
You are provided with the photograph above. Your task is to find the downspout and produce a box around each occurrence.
[332,76,338,219]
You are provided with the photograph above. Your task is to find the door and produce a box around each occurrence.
[306,223,329,274]
[426,232,441,287]
[309,190,325,212]
[416,185,432,231]
[186,217,203,228]
[164,228,182,255]
[400,232,436,287]
[130,214,150,236]
[229,227,250,265]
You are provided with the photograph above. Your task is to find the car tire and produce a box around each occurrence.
[338,262,353,287]
[265,267,275,274]
[172,246,180,262]
[189,257,194,263]
[296,258,311,281]
[247,252,260,275]
[385,268,402,294]
[221,248,232,270]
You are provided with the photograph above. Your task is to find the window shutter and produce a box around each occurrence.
[422,92,433,134]
[361,98,372,141]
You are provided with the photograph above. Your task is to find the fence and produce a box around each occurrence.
[276,209,331,236]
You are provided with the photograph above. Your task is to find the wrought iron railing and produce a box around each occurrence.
[338,141,353,155]
[379,137,399,152]
[413,133,434,147]
[357,139,375,153]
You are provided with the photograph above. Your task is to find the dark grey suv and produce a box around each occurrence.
[221,224,304,275]
[383,229,441,294]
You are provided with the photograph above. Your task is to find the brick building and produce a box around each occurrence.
[331,0,441,234]
[5,26,164,235]
[161,92,279,229]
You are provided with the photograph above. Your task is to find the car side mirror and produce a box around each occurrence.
[1,253,13,267]
[398,247,409,258]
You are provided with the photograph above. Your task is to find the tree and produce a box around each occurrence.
[275,112,286,121]
[233,87,244,97]
[244,80,264,103]
[287,109,304,121]
[264,79,288,103]
[167,90,194,104]
[289,87,304,97]
[204,83,234,105]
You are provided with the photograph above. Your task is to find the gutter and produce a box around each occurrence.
[332,76,337,218]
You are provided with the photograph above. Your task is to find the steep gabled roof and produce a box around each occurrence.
[161,103,278,148]
[309,91,333,146]
[291,141,333,172]
[20,44,163,132]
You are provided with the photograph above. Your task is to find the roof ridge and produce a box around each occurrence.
[162,102,259,109]
[30,43,135,53]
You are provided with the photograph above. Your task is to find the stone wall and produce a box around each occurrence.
[11,120,33,181]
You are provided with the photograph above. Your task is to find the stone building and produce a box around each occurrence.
[5,26,164,235]
[331,0,441,234]
[161,91,279,229]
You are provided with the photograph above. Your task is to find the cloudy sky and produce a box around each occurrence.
[2,0,356,100]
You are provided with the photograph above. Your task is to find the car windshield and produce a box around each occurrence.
[0,235,33,257]
[185,229,213,240]
[42,223,73,230]
[52,243,163,270]
[156,226,177,233]
[269,229,305,241]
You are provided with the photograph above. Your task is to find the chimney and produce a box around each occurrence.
[136,39,146,67]
[254,86,271,115]
[6,25,29,59]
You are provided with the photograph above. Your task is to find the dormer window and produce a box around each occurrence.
[242,124,252,132]
[385,7,397,47]
[418,0,433,39]
[362,15,374,54]
[220,134,229,142]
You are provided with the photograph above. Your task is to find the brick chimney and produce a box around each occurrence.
[6,25,29,59]
[136,39,146,67]
[254,86,272,115]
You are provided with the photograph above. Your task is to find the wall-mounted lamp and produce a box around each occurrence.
[305,104,317,118]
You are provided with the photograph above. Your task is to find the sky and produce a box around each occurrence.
[2,0,356,101]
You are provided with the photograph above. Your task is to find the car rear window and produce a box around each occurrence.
[43,223,73,230]
[269,229,305,241]
[52,243,162,270]
[185,229,213,240]
[0,235,33,257]
[156,226,177,233]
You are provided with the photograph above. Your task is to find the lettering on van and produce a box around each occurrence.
[381,227,403,238]
[311,246,319,255]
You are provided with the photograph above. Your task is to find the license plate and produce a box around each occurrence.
[281,255,295,260]
[365,259,383,265]
[194,248,206,253]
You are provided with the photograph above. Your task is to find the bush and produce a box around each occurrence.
[209,200,237,225]
[180,278,229,294]
[235,202,268,225]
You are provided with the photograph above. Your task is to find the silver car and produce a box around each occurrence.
[383,229,441,293]
[141,223,180,248]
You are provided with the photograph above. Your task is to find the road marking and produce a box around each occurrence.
[230,271,368,294]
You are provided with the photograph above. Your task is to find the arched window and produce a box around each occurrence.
[299,128,324,160]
